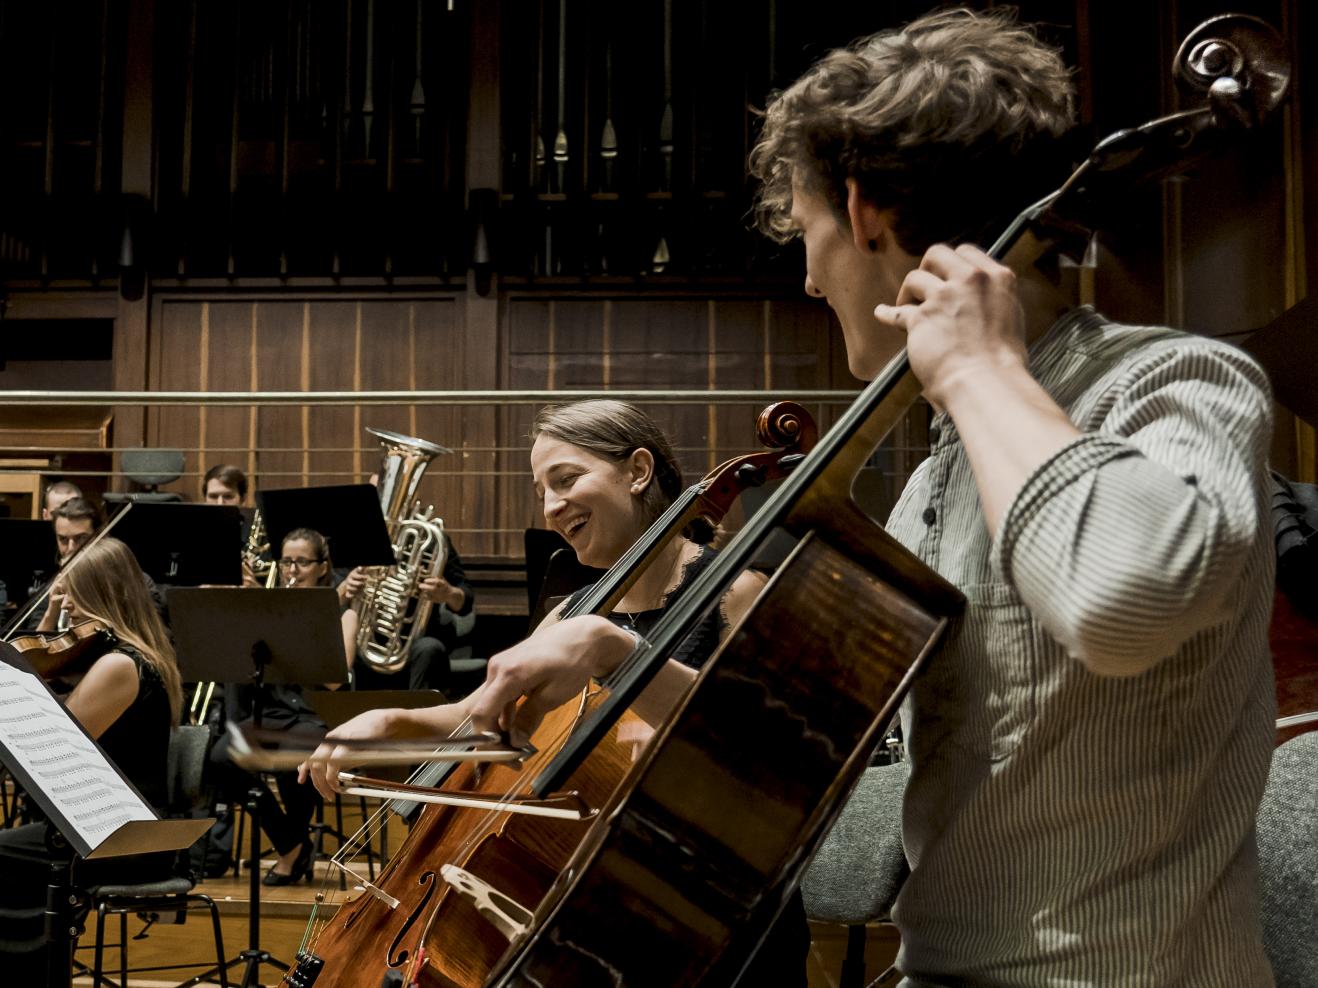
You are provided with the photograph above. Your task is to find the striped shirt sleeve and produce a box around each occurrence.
[992,341,1273,676]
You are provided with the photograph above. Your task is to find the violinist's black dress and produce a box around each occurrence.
[0,645,177,981]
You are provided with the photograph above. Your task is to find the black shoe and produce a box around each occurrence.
[263,841,314,886]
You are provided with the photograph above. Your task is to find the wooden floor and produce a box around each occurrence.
[68,812,900,987]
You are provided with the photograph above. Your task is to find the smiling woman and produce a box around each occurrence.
[302,398,768,781]
[299,398,808,985]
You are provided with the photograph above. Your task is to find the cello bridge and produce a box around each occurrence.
[440,864,534,940]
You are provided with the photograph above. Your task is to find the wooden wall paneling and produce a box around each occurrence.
[608,298,707,480]
[502,298,554,556]
[709,299,766,468]
[1179,136,1288,338]
[768,298,855,438]
[407,298,474,551]
[553,298,610,388]
[204,301,263,494]
[148,299,203,499]
[356,300,421,525]
[253,301,307,492]
[502,297,609,554]
[465,0,502,552]
[704,299,765,544]
[306,302,361,489]
[455,287,504,556]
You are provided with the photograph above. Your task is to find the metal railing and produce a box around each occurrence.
[0,387,933,554]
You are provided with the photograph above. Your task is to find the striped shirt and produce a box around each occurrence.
[886,307,1276,986]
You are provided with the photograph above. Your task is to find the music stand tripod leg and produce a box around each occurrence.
[45,855,79,988]
[186,649,292,988]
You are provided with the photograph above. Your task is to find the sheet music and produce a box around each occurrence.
[0,662,154,849]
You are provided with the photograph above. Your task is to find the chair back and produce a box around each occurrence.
[103,448,186,503]
[1257,731,1318,987]
[801,760,910,924]
[166,724,213,814]
[524,529,603,631]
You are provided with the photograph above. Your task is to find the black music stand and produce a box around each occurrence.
[111,502,244,586]
[0,519,58,627]
[168,587,346,988]
[0,643,212,988]
[256,484,395,570]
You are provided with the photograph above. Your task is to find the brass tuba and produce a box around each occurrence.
[354,427,452,674]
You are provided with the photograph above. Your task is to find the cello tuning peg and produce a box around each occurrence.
[735,463,768,487]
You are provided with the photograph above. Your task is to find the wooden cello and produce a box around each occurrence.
[280,403,820,988]
[467,15,1288,988]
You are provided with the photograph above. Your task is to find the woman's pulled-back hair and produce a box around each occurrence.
[751,7,1076,255]
[282,528,334,586]
[61,537,183,725]
[531,400,683,525]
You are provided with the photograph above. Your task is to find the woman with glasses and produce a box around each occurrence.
[209,527,353,886]
[278,526,359,671]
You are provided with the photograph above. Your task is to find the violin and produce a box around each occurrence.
[7,620,121,682]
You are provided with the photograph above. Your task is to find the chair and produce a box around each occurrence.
[79,724,228,988]
[1256,731,1318,987]
[103,448,185,504]
[524,528,603,630]
[801,760,910,988]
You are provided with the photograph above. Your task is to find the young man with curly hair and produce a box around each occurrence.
[752,7,1275,986]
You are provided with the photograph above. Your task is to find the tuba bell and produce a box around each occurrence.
[354,427,453,674]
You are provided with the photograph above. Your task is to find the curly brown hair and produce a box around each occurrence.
[751,7,1076,255]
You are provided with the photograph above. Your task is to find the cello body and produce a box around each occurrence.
[480,506,961,985]
[296,699,642,988]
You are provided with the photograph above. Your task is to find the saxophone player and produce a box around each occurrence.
[205,464,266,587]
[202,463,247,506]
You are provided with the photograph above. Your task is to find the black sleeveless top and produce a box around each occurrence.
[562,545,724,670]
[94,644,174,811]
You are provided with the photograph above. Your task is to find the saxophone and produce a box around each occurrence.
[243,508,277,587]
[354,427,453,674]
[193,508,278,722]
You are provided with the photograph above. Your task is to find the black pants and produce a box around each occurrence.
[0,823,174,983]
[353,635,450,692]
[209,736,321,856]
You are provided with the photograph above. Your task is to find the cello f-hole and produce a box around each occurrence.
[385,871,438,969]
